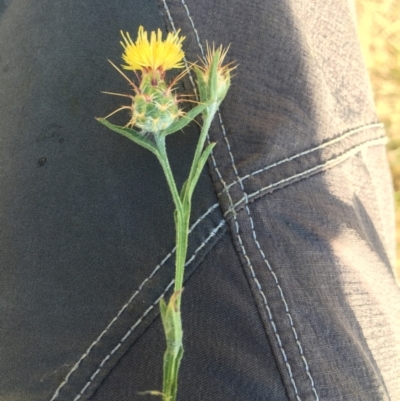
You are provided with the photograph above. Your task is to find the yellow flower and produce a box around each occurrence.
[120,26,185,74]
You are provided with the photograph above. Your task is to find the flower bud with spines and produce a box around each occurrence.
[194,44,235,113]
[129,74,181,133]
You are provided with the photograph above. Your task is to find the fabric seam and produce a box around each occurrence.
[219,122,384,197]
[225,136,387,218]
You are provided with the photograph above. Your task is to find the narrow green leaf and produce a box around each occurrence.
[96,118,158,155]
[160,103,207,136]
[161,292,184,401]
[159,298,167,323]
[185,142,216,200]
[168,344,183,401]
[161,293,183,348]
[180,179,188,200]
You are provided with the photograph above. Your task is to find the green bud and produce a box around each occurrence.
[131,74,181,133]
[194,44,234,107]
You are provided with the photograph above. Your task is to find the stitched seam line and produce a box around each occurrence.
[234,206,301,400]
[243,193,319,400]
[218,122,384,196]
[160,0,199,98]
[225,136,388,218]
[175,1,315,398]
[72,218,226,400]
[48,202,221,401]
[234,158,315,398]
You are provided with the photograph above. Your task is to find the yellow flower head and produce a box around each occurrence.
[120,26,185,74]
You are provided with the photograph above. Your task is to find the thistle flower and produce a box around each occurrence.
[103,27,188,134]
[120,26,185,78]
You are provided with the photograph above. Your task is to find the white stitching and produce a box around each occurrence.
[70,218,226,400]
[234,213,302,400]
[218,123,384,196]
[160,0,199,98]
[179,0,205,57]
[177,1,313,398]
[225,136,388,218]
[48,202,222,401]
[243,192,318,400]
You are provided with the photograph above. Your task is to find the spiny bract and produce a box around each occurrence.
[129,74,181,132]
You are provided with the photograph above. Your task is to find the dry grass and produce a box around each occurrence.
[356,0,400,280]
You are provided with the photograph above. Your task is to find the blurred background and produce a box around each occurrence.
[356,0,400,281]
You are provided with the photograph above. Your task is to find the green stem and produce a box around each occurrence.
[154,134,192,401]
[185,105,216,203]
[155,136,183,215]
[154,105,218,401]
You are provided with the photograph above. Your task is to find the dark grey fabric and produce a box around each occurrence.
[1,0,399,400]
[0,1,225,399]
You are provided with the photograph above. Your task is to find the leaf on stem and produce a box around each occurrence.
[160,103,207,136]
[184,142,216,200]
[97,118,158,155]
